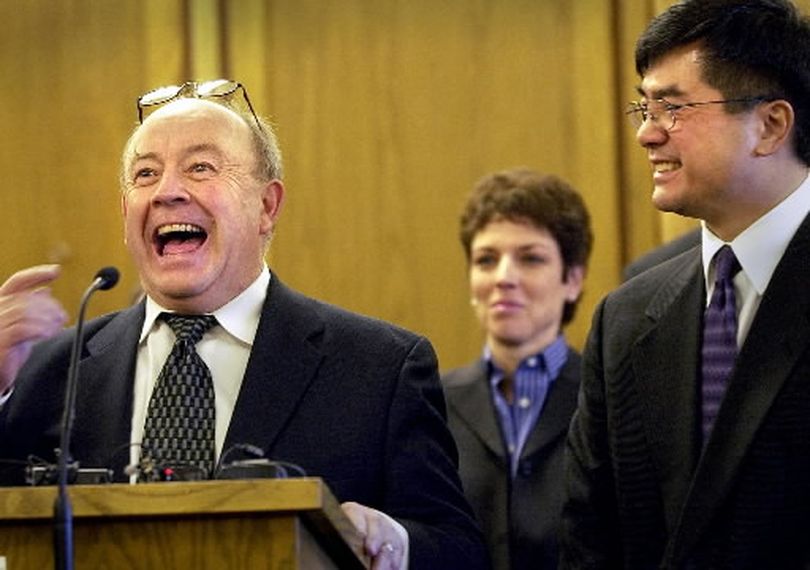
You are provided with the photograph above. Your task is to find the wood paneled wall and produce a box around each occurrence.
[5,0,798,371]
[225,0,622,370]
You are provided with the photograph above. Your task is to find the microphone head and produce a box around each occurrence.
[95,266,120,291]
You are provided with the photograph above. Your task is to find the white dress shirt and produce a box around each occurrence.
[129,267,270,471]
[702,171,810,348]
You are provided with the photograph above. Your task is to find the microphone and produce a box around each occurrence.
[54,267,119,570]
[94,267,120,291]
[215,443,308,480]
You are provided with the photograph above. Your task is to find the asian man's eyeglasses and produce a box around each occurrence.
[626,96,770,131]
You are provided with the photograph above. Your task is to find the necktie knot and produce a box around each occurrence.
[712,245,741,285]
[161,313,217,345]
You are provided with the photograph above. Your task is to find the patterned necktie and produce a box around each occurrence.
[701,245,741,441]
[142,313,218,478]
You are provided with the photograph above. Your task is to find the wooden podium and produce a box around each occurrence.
[0,477,369,569]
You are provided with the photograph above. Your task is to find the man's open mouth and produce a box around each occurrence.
[154,223,208,256]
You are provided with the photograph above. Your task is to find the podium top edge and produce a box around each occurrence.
[0,477,334,520]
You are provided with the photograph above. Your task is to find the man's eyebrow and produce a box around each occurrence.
[132,151,158,162]
[635,84,687,100]
[184,142,224,155]
[132,143,224,163]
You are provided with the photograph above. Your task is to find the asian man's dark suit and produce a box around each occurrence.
[0,274,490,569]
[561,215,810,569]
[442,351,581,570]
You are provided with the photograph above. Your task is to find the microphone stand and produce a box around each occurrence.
[54,267,119,570]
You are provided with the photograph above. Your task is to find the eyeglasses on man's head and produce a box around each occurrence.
[136,79,263,132]
[625,96,771,131]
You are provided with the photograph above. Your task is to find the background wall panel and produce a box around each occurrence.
[226,0,622,369]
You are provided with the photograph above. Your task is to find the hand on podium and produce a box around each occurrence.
[342,501,408,569]
[0,265,68,393]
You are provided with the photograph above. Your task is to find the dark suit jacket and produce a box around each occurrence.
[0,275,490,569]
[443,351,581,570]
[562,214,810,569]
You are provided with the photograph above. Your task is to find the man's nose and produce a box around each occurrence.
[151,172,191,205]
[636,115,668,148]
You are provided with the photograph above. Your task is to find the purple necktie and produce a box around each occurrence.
[701,245,741,441]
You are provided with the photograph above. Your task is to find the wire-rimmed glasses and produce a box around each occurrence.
[626,96,770,131]
[136,79,263,132]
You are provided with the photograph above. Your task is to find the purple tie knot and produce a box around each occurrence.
[713,245,740,285]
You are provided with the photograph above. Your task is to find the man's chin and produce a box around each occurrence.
[651,187,684,215]
[142,277,208,306]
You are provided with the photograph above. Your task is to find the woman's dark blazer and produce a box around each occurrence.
[442,350,581,570]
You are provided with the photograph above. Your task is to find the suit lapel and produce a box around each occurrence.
[223,277,325,456]
[446,363,506,459]
[72,303,143,479]
[671,216,810,562]
[633,252,704,534]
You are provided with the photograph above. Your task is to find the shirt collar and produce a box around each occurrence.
[701,171,810,294]
[139,266,271,344]
[484,335,569,386]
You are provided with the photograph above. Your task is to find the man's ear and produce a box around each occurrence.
[755,99,794,157]
[259,179,285,236]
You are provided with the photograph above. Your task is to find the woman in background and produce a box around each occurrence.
[442,167,593,570]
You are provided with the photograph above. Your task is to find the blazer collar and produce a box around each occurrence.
[632,250,705,534]
[73,303,144,480]
[222,276,325,456]
[446,351,581,461]
[445,361,506,459]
